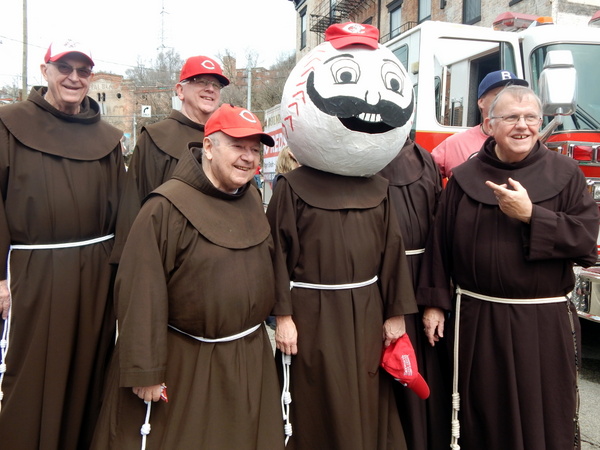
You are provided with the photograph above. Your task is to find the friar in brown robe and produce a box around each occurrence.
[92,104,284,449]
[0,84,124,449]
[418,132,599,449]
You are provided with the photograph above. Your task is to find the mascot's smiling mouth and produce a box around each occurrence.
[306,71,413,134]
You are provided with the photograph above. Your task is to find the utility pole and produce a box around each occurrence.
[159,0,169,50]
[21,0,28,100]
[246,66,252,110]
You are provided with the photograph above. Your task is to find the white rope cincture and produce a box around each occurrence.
[0,233,114,412]
[168,323,261,343]
[450,286,568,449]
[140,400,152,450]
[285,276,379,444]
[290,275,378,291]
[405,248,425,256]
[281,352,292,446]
[450,288,463,450]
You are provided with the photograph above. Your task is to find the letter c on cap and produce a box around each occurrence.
[202,60,216,70]
[239,110,258,123]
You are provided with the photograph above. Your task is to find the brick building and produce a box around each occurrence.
[89,73,179,155]
[287,0,600,57]
[89,73,136,153]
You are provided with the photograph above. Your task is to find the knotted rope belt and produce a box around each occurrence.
[0,233,114,413]
[450,286,571,450]
[284,275,379,445]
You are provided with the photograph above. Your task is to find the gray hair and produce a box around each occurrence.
[488,85,542,120]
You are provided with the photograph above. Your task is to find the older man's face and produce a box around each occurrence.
[176,74,223,124]
[486,92,542,163]
[41,54,93,114]
[202,132,261,193]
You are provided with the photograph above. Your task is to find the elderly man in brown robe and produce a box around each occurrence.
[113,55,229,259]
[91,104,285,449]
[419,85,599,450]
[0,40,125,449]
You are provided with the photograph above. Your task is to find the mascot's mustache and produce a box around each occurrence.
[307,72,413,132]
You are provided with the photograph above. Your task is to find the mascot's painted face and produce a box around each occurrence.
[281,28,414,177]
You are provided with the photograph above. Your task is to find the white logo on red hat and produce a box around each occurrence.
[201,59,217,71]
[401,354,414,376]
[239,110,258,124]
[343,23,367,35]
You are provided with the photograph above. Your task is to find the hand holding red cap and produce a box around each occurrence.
[381,334,430,399]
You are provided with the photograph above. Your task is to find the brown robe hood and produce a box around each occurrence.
[453,137,581,205]
[0,86,122,160]
[151,142,270,249]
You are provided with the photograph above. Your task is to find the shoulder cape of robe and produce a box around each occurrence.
[283,165,389,210]
[0,86,122,160]
[152,144,270,248]
[143,110,204,158]
[453,138,580,204]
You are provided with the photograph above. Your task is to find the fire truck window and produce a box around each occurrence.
[433,37,516,128]
[532,44,600,131]
[393,44,409,74]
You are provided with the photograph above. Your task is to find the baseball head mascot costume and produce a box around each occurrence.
[267,22,419,450]
[280,22,414,176]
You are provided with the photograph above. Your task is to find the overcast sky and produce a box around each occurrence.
[0,0,297,87]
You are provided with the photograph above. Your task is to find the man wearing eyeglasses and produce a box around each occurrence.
[113,55,229,260]
[0,40,125,449]
[418,85,599,449]
[432,70,528,179]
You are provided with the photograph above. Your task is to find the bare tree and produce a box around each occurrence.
[0,78,21,104]
[251,52,296,113]
[218,49,296,116]
[218,49,247,108]
[126,48,184,132]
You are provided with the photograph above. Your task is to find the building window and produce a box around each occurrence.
[419,0,431,22]
[393,44,409,72]
[388,0,403,38]
[463,0,481,24]
[300,7,307,50]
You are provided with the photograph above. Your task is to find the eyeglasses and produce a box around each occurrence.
[47,61,93,78]
[490,114,542,125]
[181,76,224,91]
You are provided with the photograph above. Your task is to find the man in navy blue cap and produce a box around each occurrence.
[432,70,528,178]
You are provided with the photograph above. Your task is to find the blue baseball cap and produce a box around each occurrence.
[478,70,528,99]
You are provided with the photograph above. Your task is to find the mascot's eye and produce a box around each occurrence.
[330,59,360,85]
[381,62,406,95]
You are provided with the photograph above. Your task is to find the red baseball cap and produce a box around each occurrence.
[325,22,380,50]
[381,334,430,399]
[205,104,274,147]
[179,55,229,86]
[45,39,94,66]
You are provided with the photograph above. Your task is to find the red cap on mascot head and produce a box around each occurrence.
[325,22,380,50]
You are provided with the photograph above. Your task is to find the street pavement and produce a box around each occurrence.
[580,319,600,449]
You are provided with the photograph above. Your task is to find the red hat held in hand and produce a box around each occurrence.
[381,334,430,399]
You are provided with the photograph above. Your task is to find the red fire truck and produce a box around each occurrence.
[385,12,600,322]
